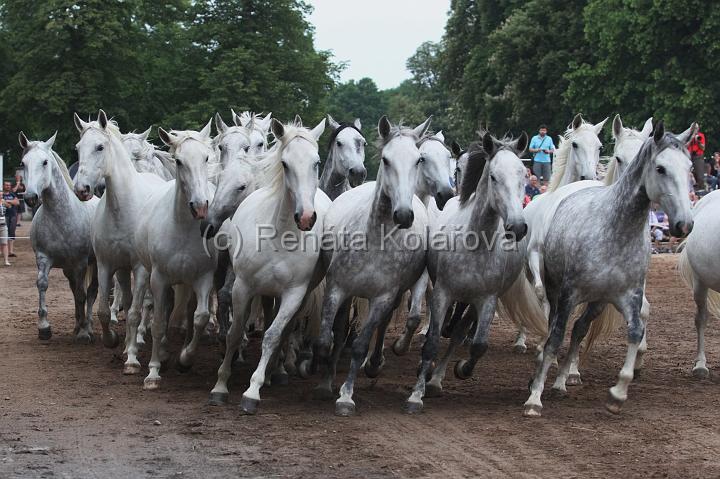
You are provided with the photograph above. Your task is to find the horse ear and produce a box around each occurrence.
[675,122,699,145]
[482,132,496,157]
[231,109,242,127]
[294,114,303,127]
[260,112,273,132]
[18,131,30,150]
[451,140,462,158]
[593,117,608,136]
[378,115,391,139]
[271,118,285,140]
[200,118,213,139]
[612,114,623,139]
[413,116,432,138]
[641,117,654,137]
[140,126,152,142]
[434,130,445,143]
[570,113,583,130]
[310,118,326,141]
[98,109,108,129]
[45,131,57,149]
[515,131,529,154]
[353,118,362,130]
[158,127,176,147]
[73,112,88,133]
[215,112,228,134]
[653,120,665,144]
[327,114,340,131]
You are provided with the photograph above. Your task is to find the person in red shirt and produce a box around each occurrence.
[688,130,706,190]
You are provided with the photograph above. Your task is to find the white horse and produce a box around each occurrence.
[208,118,329,414]
[513,114,608,352]
[73,110,166,374]
[406,131,530,412]
[121,127,175,180]
[313,116,432,416]
[320,115,367,200]
[522,122,695,417]
[392,130,455,355]
[20,132,99,343]
[678,190,720,379]
[233,110,273,156]
[135,123,221,389]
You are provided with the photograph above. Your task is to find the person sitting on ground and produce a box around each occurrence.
[525,175,541,199]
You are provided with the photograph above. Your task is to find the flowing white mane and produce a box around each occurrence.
[51,150,74,189]
[549,120,598,192]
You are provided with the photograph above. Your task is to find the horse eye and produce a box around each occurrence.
[96,144,104,152]
[571,141,578,149]
[244,146,250,153]
[315,160,321,169]
[205,156,209,163]
[238,185,247,192]
[337,140,343,147]
[417,157,425,165]
[257,142,263,147]
[218,144,223,151]
[176,159,183,167]
[490,175,497,182]
[615,156,622,164]
[281,161,288,169]
[656,166,666,175]
[42,160,48,166]
[382,157,389,166]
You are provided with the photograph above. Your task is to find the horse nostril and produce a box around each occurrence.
[349,167,356,176]
[580,176,586,180]
[294,212,301,223]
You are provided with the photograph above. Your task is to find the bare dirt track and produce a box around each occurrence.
[2,223,720,478]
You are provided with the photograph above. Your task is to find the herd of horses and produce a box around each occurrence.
[17,108,718,418]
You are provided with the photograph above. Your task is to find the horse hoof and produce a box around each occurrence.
[74,331,94,345]
[549,387,567,399]
[284,362,298,377]
[454,360,472,380]
[335,401,356,417]
[271,373,289,386]
[513,344,527,354]
[239,395,260,415]
[176,360,192,373]
[523,404,543,418]
[298,360,312,379]
[425,383,443,398]
[123,362,142,375]
[392,338,409,356]
[404,400,423,414]
[207,391,229,406]
[103,330,119,349]
[143,377,161,391]
[38,327,52,341]
[605,392,624,414]
[364,361,384,379]
[566,373,582,386]
[692,366,710,379]
[312,386,335,401]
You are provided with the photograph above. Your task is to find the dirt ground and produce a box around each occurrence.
[2,222,720,478]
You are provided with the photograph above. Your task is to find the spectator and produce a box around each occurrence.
[0,193,10,266]
[708,152,720,191]
[13,174,26,226]
[529,125,555,186]
[525,175,541,199]
[2,181,19,258]
[688,128,706,190]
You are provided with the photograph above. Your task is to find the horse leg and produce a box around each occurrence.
[406,286,452,413]
[144,270,171,390]
[208,278,253,405]
[123,264,149,375]
[116,269,132,352]
[454,295,497,380]
[394,271,428,355]
[85,264,99,340]
[365,293,402,377]
[426,305,474,396]
[110,275,122,324]
[178,274,214,370]
[606,288,645,414]
[137,289,153,347]
[634,293,650,373]
[313,294,349,399]
[552,302,606,392]
[66,267,91,344]
[35,253,53,340]
[96,262,119,349]
[692,282,709,378]
[524,288,574,417]
[240,286,307,414]
[216,266,234,345]
[336,292,397,416]
[442,302,468,338]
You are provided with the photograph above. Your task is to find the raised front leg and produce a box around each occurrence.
[240,286,308,414]
[123,264,149,375]
[394,271,428,355]
[336,292,397,416]
[35,253,53,340]
[178,274,215,369]
[454,296,497,380]
[365,293,402,378]
[524,288,574,418]
[144,270,171,390]
[606,288,645,414]
[406,286,452,413]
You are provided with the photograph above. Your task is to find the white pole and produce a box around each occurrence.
[0,154,4,181]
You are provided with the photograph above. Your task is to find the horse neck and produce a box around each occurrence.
[172,176,193,222]
[468,177,500,235]
[320,147,349,200]
[41,161,74,211]
[104,140,142,209]
[369,170,394,229]
[607,152,650,231]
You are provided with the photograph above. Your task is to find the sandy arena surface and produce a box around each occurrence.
[2,222,720,478]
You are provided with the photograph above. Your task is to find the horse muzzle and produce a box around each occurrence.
[393,208,414,229]
[74,184,94,201]
[24,193,39,208]
[200,219,220,239]
[505,222,528,242]
[294,210,317,231]
[670,220,693,238]
[434,187,455,211]
[189,200,209,220]
[348,167,367,188]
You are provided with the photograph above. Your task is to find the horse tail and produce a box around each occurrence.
[498,269,548,338]
[299,280,325,342]
[83,263,95,292]
[581,304,626,361]
[351,297,369,332]
[679,241,720,320]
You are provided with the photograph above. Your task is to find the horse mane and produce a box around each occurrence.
[51,150,74,189]
[255,123,319,196]
[376,123,421,149]
[168,129,221,180]
[548,120,597,192]
[603,156,618,186]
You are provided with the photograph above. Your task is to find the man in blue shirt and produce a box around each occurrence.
[529,125,556,185]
